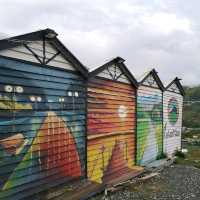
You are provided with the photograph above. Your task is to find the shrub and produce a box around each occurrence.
[156,153,167,160]
[174,150,185,158]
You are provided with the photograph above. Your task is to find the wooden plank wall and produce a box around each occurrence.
[87,77,136,184]
[137,86,163,165]
[0,57,86,200]
[163,91,183,157]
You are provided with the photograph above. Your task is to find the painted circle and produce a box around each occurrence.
[5,85,13,93]
[168,97,179,125]
[30,96,36,102]
[37,96,42,102]
[118,105,127,119]
[16,86,24,93]
[74,91,79,97]
[68,91,72,96]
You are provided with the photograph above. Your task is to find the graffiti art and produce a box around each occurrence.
[168,97,179,125]
[163,92,183,156]
[87,78,136,184]
[137,91,163,165]
[0,57,86,199]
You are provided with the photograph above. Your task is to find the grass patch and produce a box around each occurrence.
[182,129,200,139]
[175,145,200,169]
[174,150,185,158]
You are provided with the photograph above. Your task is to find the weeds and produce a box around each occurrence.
[174,150,185,158]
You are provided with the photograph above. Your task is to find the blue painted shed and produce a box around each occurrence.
[0,29,88,200]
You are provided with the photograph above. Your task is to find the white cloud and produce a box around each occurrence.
[143,13,192,34]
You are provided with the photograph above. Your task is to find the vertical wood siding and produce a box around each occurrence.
[0,57,86,200]
[87,78,136,184]
[163,91,183,156]
[137,86,163,165]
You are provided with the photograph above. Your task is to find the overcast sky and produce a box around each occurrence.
[0,0,200,86]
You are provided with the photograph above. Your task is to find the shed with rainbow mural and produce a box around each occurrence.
[136,69,165,165]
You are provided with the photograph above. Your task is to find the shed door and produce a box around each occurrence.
[87,78,136,184]
[163,91,183,156]
[137,86,163,165]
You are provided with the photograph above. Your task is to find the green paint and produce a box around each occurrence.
[168,98,179,125]
[137,118,149,164]
[137,94,163,165]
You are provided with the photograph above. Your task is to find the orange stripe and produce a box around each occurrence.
[89,78,135,91]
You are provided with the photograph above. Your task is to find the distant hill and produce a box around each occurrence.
[183,86,200,128]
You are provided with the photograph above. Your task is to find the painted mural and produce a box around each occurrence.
[168,98,179,125]
[87,78,137,184]
[163,90,183,157]
[137,86,163,165]
[0,57,86,199]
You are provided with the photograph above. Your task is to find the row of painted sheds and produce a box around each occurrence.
[0,29,184,199]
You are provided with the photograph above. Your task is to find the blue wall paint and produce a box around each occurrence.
[0,57,86,199]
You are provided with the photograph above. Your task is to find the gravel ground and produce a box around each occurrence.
[90,165,200,200]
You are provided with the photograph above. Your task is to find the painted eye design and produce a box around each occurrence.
[30,96,42,102]
[74,92,79,97]
[68,91,72,96]
[59,97,65,102]
[5,85,13,93]
[37,97,42,102]
[16,86,24,93]
[30,96,36,102]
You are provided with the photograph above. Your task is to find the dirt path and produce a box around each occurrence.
[91,165,200,200]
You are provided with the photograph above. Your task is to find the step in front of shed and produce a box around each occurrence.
[38,167,143,200]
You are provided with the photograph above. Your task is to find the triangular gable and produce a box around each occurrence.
[142,73,159,88]
[97,63,131,84]
[167,82,180,93]
[166,77,185,96]
[89,57,138,87]
[0,29,88,77]
[139,69,164,91]
[0,40,76,71]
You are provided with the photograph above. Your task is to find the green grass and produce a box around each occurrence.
[182,129,200,139]
[175,145,200,169]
